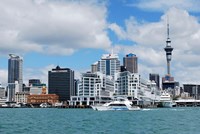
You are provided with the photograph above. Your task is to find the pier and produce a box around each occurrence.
[175,99,200,107]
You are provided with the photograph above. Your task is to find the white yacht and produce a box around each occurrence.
[159,91,176,108]
[91,97,141,111]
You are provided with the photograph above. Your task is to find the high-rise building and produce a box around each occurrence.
[123,53,138,73]
[183,84,200,99]
[8,54,23,102]
[48,66,74,102]
[29,79,41,86]
[74,79,80,96]
[98,53,120,79]
[91,62,98,73]
[149,73,160,89]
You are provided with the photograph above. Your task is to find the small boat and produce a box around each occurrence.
[40,103,51,108]
[159,91,176,108]
[91,97,140,111]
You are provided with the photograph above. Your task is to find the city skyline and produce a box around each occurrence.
[0,0,200,85]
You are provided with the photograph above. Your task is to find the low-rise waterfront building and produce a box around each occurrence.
[27,94,59,105]
[15,92,30,103]
[0,97,7,105]
[15,92,29,104]
[180,92,190,99]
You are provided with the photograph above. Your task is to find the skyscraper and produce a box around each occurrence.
[8,54,23,101]
[48,66,74,102]
[123,53,138,73]
[183,84,200,99]
[29,79,41,86]
[98,53,120,79]
[91,62,98,73]
[149,73,160,89]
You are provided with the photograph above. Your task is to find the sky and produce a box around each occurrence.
[0,0,200,86]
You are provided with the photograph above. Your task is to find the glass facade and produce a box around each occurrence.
[98,54,120,79]
[48,66,74,102]
[106,60,110,75]
[8,54,23,102]
[123,53,138,73]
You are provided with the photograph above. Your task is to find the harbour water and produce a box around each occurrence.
[0,107,200,134]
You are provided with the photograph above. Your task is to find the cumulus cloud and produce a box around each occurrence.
[0,69,8,86]
[109,8,200,85]
[130,0,200,12]
[23,64,55,85]
[24,64,84,86]
[0,0,111,56]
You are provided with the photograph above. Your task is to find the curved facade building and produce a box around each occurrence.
[8,54,23,102]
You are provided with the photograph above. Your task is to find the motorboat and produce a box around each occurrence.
[91,97,141,111]
[159,91,176,108]
[40,103,51,108]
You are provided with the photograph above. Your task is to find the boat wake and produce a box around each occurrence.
[170,108,187,111]
[142,108,155,111]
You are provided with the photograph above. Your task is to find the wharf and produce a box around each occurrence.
[175,99,200,107]
[57,105,91,109]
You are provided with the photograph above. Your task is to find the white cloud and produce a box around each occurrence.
[0,0,111,56]
[110,8,200,85]
[109,23,127,40]
[131,0,200,12]
[0,69,8,86]
[23,65,87,86]
[24,64,55,85]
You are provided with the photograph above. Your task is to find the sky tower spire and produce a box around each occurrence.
[167,16,170,39]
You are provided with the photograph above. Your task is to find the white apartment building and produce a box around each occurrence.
[0,85,5,98]
[115,71,160,103]
[70,72,114,105]
[98,53,120,79]
[115,71,140,98]
[0,97,7,105]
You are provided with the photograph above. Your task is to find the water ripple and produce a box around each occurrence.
[0,108,200,134]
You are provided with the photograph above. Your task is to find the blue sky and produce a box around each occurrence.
[0,0,200,86]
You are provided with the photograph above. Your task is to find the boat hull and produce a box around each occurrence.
[91,105,140,111]
[161,101,176,108]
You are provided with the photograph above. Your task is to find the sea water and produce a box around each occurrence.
[0,107,200,134]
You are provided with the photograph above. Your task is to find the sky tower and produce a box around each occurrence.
[164,21,173,75]
[162,19,179,91]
